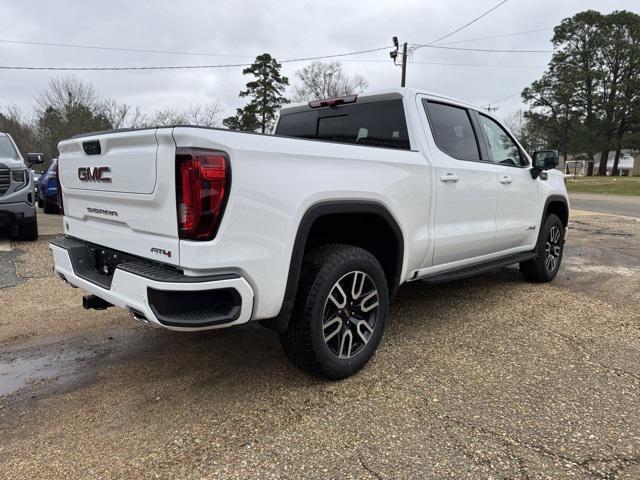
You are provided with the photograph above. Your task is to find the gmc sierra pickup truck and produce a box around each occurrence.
[50,88,569,379]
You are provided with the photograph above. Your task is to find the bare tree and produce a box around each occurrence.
[102,100,149,129]
[102,99,131,129]
[292,61,368,102]
[35,75,101,114]
[144,108,188,127]
[144,102,225,128]
[187,102,224,127]
[503,110,528,141]
[502,109,548,154]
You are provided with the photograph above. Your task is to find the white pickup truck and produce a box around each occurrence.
[50,88,569,379]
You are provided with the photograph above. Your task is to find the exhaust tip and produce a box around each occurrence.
[130,309,150,324]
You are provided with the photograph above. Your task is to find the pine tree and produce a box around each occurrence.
[224,54,289,133]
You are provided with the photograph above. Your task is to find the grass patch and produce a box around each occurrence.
[565,176,640,196]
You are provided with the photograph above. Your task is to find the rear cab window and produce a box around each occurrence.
[275,99,411,150]
[423,100,480,161]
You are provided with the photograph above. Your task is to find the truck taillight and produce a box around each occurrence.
[175,148,230,241]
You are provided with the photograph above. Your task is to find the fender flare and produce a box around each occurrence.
[535,195,569,246]
[542,195,569,226]
[267,200,404,331]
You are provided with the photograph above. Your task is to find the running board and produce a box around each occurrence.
[421,252,537,285]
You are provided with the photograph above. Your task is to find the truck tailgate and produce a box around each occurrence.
[57,128,180,265]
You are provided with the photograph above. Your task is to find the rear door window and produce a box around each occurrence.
[423,100,480,161]
[276,100,410,150]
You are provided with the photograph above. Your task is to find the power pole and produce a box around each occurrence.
[482,105,499,112]
[390,37,409,87]
[401,42,408,87]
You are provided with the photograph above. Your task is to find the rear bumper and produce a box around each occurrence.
[49,237,254,331]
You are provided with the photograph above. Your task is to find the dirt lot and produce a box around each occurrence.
[0,211,639,479]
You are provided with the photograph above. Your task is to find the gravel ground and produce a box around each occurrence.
[0,212,639,479]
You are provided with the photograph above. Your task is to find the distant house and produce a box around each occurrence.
[593,151,637,176]
[564,150,638,176]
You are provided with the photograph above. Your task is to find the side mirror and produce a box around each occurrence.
[531,150,559,179]
[26,153,44,165]
[532,150,559,170]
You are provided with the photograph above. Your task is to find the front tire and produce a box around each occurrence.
[520,213,565,282]
[18,218,38,241]
[279,244,389,379]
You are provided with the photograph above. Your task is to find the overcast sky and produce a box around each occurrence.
[1,0,638,123]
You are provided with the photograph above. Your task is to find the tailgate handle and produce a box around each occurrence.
[83,140,101,155]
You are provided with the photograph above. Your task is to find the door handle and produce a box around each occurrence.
[440,173,459,182]
[500,175,513,184]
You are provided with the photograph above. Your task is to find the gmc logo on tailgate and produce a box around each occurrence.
[78,166,112,183]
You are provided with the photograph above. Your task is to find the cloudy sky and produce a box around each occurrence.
[1,0,638,123]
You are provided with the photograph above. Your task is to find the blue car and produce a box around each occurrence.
[37,158,60,214]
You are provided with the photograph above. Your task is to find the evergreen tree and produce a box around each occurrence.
[224,54,289,133]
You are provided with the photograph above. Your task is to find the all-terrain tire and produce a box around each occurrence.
[520,213,564,282]
[279,244,389,379]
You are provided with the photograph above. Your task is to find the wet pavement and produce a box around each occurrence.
[0,209,639,479]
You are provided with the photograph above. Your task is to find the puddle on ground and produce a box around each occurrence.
[0,348,94,397]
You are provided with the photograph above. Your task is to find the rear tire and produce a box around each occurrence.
[279,244,389,379]
[520,213,564,282]
[43,197,55,214]
[18,218,38,241]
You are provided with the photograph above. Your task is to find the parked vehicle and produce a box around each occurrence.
[37,158,60,214]
[32,170,42,201]
[0,133,42,240]
[49,88,569,378]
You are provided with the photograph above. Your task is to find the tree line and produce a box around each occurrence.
[4,9,637,176]
[0,59,367,168]
[518,9,640,176]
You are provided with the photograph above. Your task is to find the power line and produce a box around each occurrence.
[486,92,523,107]
[412,44,553,53]
[435,27,553,46]
[0,56,549,72]
[0,46,393,71]
[0,38,256,58]
[0,38,392,62]
[480,92,524,112]
[342,58,545,69]
[417,0,510,49]
[0,27,553,60]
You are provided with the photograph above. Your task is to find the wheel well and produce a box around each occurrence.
[546,200,569,227]
[265,202,404,333]
[304,212,402,293]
